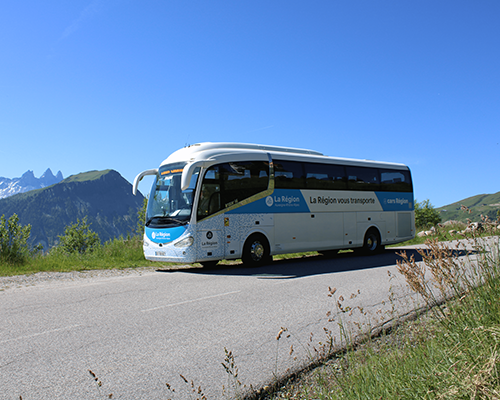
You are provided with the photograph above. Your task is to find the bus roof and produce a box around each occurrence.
[162,142,409,170]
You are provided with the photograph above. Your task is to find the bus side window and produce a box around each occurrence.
[198,161,269,219]
[198,184,220,218]
[380,169,412,192]
[222,161,268,207]
[346,166,380,191]
[274,160,305,189]
[304,162,347,190]
[197,166,221,219]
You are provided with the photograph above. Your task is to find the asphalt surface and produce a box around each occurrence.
[0,248,423,399]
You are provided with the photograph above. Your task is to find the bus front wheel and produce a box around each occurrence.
[362,229,383,254]
[242,234,271,267]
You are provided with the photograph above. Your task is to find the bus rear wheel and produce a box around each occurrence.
[242,234,271,267]
[362,229,383,254]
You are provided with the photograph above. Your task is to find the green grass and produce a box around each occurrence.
[264,233,500,400]
[271,299,500,399]
[61,170,113,183]
[0,236,164,276]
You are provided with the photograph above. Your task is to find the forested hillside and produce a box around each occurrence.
[0,170,144,249]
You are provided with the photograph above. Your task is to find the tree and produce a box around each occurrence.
[58,217,100,254]
[415,199,441,229]
[0,213,38,264]
[136,196,148,236]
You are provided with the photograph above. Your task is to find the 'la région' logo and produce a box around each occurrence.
[152,231,171,240]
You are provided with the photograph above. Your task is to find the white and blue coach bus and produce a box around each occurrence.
[133,142,414,267]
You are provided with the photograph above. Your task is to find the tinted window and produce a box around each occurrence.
[197,161,269,220]
[304,162,347,190]
[274,160,305,189]
[380,168,412,192]
[346,166,380,191]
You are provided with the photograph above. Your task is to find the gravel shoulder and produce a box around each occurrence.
[0,267,160,292]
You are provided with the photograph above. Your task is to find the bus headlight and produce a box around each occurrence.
[174,236,194,248]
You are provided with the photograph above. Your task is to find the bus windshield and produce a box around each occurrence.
[146,163,200,227]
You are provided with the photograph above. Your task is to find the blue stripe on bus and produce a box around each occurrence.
[226,189,310,214]
[227,190,414,214]
[375,192,414,211]
[145,225,187,243]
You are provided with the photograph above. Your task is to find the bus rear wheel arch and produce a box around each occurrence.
[362,228,383,254]
[242,233,271,267]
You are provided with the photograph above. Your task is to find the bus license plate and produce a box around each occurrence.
[155,251,166,256]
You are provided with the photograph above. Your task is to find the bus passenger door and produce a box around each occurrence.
[223,215,238,258]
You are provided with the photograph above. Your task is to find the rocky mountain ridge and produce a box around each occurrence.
[0,169,64,199]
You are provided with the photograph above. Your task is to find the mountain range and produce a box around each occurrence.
[0,170,144,249]
[0,169,64,199]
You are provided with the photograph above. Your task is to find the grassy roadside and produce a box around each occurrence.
[0,236,159,277]
[261,233,500,399]
[265,290,500,399]
[0,237,322,277]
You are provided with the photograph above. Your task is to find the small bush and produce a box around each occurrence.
[415,199,441,229]
[0,213,38,264]
[57,217,100,254]
[136,196,148,236]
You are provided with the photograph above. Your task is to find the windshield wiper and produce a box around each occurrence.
[146,216,188,226]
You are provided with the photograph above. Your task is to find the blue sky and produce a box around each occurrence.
[1,0,499,207]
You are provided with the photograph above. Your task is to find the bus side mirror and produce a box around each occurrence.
[133,168,158,195]
[181,161,205,191]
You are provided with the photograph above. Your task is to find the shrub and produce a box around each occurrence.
[414,199,441,229]
[0,213,37,264]
[136,196,148,236]
[58,217,100,254]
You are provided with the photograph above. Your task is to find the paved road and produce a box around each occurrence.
[1,248,421,399]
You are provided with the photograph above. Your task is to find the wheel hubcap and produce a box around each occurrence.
[367,236,377,251]
[250,242,264,261]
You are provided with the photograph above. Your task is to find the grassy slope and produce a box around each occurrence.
[61,170,113,183]
[437,191,500,223]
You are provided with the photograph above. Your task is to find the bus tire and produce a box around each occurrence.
[242,234,271,267]
[362,229,383,254]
